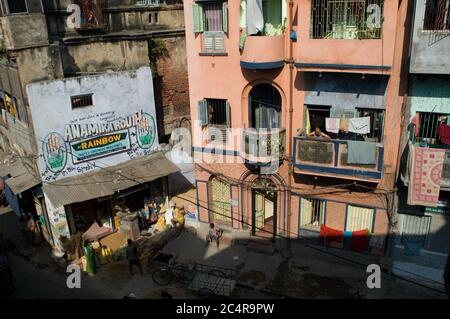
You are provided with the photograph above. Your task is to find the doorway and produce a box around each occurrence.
[251,178,277,240]
[210,177,232,226]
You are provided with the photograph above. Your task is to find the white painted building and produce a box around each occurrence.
[25,67,179,248]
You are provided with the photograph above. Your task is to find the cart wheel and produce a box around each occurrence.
[197,288,216,299]
[208,269,226,278]
[152,269,172,286]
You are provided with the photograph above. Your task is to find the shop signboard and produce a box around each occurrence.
[26,67,159,182]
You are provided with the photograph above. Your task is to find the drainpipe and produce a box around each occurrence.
[286,0,294,251]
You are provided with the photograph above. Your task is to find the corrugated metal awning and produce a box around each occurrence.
[43,152,180,208]
[5,173,41,195]
[1,151,41,194]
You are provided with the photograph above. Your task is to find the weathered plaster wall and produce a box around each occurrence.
[16,44,64,86]
[410,0,450,74]
[61,40,149,75]
[0,13,48,49]
[408,75,450,121]
[26,67,159,182]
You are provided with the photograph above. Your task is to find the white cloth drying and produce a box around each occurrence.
[349,117,371,134]
[326,118,340,133]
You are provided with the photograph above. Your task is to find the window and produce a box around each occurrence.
[345,205,374,232]
[73,0,104,29]
[401,214,431,248]
[5,0,27,14]
[423,0,450,31]
[149,12,159,24]
[250,84,282,130]
[71,94,93,109]
[415,112,449,145]
[300,198,326,227]
[311,0,383,39]
[358,108,384,142]
[306,105,331,134]
[198,99,230,143]
[239,0,287,36]
[192,1,228,53]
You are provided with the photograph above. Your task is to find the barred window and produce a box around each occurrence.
[311,0,384,39]
[423,0,450,31]
[358,108,384,142]
[71,94,93,109]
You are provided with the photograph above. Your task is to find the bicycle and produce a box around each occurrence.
[151,255,194,286]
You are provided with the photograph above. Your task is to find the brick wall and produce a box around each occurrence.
[154,36,190,138]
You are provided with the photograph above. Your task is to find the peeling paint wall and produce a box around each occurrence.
[61,40,150,75]
[410,0,450,74]
[26,67,159,182]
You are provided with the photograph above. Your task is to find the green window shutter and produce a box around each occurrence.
[192,4,204,33]
[300,198,313,226]
[198,100,208,126]
[222,2,228,33]
[226,101,231,127]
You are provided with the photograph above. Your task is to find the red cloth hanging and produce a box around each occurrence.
[351,229,370,252]
[438,124,450,145]
[320,225,344,247]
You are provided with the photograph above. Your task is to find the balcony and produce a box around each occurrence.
[241,128,286,166]
[0,13,48,49]
[293,137,384,181]
[240,35,285,70]
[295,0,395,73]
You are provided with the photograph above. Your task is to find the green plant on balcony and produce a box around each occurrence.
[261,136,284,160]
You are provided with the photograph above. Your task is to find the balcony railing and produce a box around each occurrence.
[423,0,450,32]
[293,137,384,181]
[311,0,384,39]
[241,128,286,165]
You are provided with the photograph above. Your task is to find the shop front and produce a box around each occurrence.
[39,152,179,248]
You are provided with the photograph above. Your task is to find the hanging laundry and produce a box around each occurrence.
[351,229,370,252]
[411,113,420,137]
[320,225,344,247]
[438,124,450,145]
[347,140,377,164]
[407,143,446,207]
[305,108,311,134]
[403,236,422,256]
[246,0,264,35]
[340,117,349,132]
[348,117,371,134]
[326,118,340,134]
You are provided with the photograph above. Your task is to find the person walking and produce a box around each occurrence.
[126,239,143,275]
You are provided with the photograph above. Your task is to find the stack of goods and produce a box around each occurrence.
[120,213,141,241]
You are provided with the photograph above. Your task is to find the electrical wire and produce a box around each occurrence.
[174,193,448,296]
[5,111,446,295]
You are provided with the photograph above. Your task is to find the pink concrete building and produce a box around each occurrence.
[184,0,411,256]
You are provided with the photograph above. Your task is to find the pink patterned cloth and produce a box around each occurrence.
[408,143,446,207]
